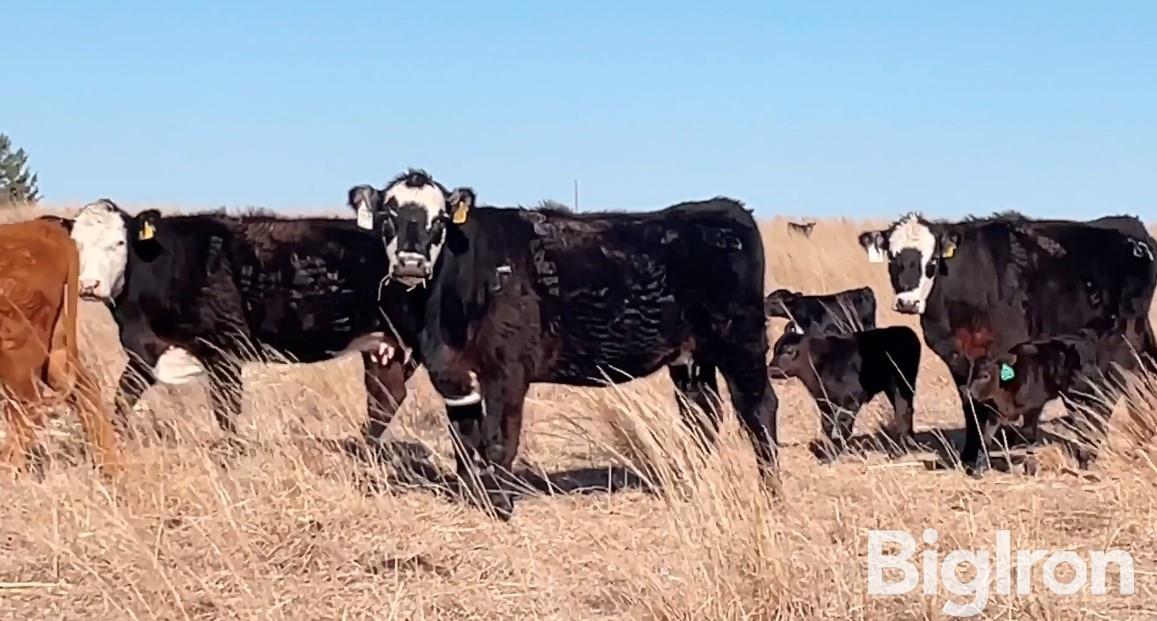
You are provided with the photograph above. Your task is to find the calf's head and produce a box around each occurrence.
[70,199,161,301]
[768,324,809,379]
[967,339,1087,421]
[858,212,959,315]
[349,169,475,287]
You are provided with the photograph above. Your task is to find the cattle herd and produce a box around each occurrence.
[2,168,1156,520]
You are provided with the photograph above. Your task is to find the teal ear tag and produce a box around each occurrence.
[999,363,1015,382]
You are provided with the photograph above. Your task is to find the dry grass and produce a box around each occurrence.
[2,207,1157,619]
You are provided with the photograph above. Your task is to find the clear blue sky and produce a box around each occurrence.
[5,2,1156,219]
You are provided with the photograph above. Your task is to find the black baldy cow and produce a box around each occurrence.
[66,199,417,445]
[764,286,877,336]
[769,325,920,461]
[351,169,779,519]
[858,211,1157,475]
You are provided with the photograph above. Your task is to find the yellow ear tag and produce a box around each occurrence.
[138,221,156,240]
[451,199,470,225]
[941,242,956,259]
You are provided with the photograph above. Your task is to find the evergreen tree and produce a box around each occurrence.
[0,134,41,206]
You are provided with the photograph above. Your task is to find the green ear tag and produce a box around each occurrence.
[999,363,1015,382]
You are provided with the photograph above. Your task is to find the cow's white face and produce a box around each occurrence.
[887,215,938,314]
[71,200,129,300]
[382,177,449,286]
[859,213,950,315]
[354,170,475,287]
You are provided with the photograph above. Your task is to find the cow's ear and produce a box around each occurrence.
[939,232,960,259]
[348,184,382,231]
[448,187,475,225]
[134,209,161,242]
[858,230,887,263]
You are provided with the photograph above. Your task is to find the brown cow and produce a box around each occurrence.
[0,218,119,474]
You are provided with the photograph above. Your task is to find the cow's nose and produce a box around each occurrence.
[894,299,919,313]
[79,280,101,296]
[394,252,429,278]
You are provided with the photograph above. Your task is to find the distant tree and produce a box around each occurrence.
[0,134,41,206]
[537,199,572,213]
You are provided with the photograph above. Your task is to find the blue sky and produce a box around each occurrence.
[5,2,1156,219]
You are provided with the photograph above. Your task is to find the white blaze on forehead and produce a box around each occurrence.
[384,182,447,227]
[70,201,130,299]
[886,213,936,259]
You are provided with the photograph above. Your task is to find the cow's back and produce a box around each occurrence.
[452,201,765,382]
[226,217,392,361]
[927,217,1157,371]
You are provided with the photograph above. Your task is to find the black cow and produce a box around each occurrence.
[769,325,920,461]
[65,199,418,444]
[858,211,1157,475]
[764,286,877,336]
[351,169,779,519]
[967,323,1148,467]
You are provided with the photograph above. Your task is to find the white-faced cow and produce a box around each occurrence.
[858,211,1157,475]
[350,169,779,519]
[64,199,418,447]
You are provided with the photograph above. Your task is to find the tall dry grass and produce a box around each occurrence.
[0,208,1155,618]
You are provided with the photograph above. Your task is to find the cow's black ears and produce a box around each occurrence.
[135,209,161,242]
[348,184,382,230]
[448,187,475,225]
[38,215,73,233]
[859,230,887,263]
[939,232,961,259]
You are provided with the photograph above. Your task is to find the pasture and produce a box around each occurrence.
[2,206,1156,619]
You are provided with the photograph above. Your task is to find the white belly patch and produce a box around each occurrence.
[153,347,207,385]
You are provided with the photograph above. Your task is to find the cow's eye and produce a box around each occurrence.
[116,240,126,247]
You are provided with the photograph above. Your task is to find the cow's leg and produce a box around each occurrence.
[810,400,854,463]
[882,382,916,454]
[475,372,530,520]
[668,359,722,449]
[206,357,243,435]
[360,352,409,458]
[113,355,157,432]
[958,388,998,476]
[423,357,507,512]
[1016,407,1044,446]
[718,355,779,480]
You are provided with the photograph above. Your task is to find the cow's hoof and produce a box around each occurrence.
[964,454,991,478]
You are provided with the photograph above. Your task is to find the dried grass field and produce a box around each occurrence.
[3,207,1157,620]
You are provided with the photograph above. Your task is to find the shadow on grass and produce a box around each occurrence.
[786,417,1091,475]
[328,437,654,505]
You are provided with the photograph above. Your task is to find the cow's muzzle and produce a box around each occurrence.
[78,280,106,301]
[893,298,923,314]
[392,252,431,284]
